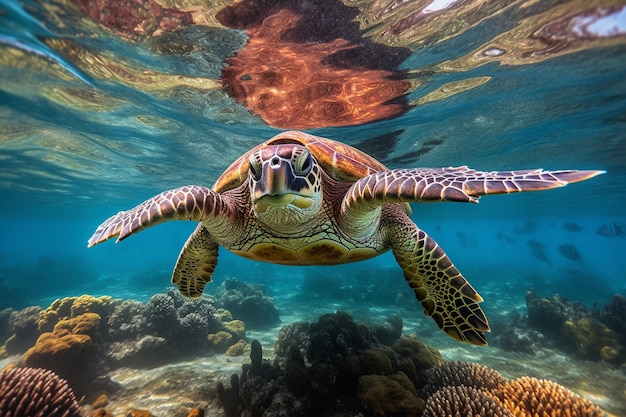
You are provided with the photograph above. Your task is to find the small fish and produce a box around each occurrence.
[530,248,551,266]
[527,240,547,250]
[562,222,584,232]
[558,244,582,263]
[596,223,626,237]
[514,221,538,235]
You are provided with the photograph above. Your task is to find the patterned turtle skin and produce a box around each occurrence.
[88,131,603,345]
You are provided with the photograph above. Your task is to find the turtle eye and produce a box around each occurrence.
[294,150,312,176]
[248,155,262,181]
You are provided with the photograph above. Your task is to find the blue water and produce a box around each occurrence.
[1,0,626,415]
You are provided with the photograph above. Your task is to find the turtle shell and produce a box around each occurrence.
[213,131,388,193]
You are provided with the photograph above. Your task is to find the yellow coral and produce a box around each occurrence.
[37,295,111,333]
[226,339,248,357]
[208,331,234,352]
[496,376,604,417]
[223,319,245,339]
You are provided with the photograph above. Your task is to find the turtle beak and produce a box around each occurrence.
[253,158,313,213]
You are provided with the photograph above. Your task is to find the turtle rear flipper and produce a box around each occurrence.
[172,224,219,298]
[389,218,489,345]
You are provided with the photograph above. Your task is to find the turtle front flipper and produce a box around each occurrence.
[389,219,489,345]
[87,185,233,247]
[172,224,219,298]
[342,166,604,214]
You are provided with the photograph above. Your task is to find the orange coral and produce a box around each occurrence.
[421,362,605,417]
[496,376,604,417]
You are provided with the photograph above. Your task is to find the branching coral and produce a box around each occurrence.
[496,376,604,417]
[424,385,514,417]
[0,366,82,417]
[422,360,507,398]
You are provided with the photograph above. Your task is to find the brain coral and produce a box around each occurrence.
[23,312,101,393]
[0,366,82,417]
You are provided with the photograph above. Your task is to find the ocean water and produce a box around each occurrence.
[1,0,626,416]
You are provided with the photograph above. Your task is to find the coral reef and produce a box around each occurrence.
[420,361,604,417]
[522,290,625,364]
[217,312,440,417]
[421,360,507,398]
[217,278,280,329]
[2,305,41,355]
[0,366,82,417]
[424,385,513,417]
[496,376,604,417]
[358,372,425,417]
[22,312,101,393]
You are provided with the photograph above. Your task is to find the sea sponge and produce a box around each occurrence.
[357,371,424,417]
[0,366,82,417]
[496,376,604,417]
[422,360,507,398]
[424,385,513,417]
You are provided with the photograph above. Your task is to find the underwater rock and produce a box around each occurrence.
[358,372,424,417]
[0,367,82,417]
[217,278,280,329]
[105,335,169,366]
[22,312,101,394]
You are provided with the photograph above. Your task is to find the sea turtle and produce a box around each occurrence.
[88,131,603,345]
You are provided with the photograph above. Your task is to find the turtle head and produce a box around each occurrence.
[248,144,323,228]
